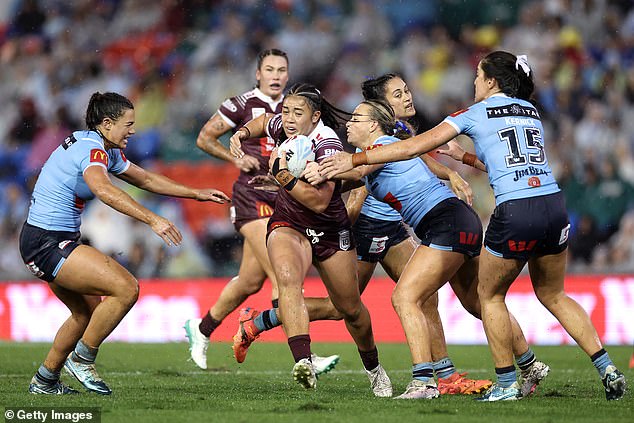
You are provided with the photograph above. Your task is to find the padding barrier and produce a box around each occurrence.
[0,275,632,344]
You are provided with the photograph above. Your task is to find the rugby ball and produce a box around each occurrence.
[278,135,315,178]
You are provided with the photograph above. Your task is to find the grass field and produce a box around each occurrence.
[0,342,631,423]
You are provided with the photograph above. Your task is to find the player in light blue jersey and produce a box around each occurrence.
[342,98,537,400]
[321,51,626,402]
[304,74,489,395]
[20,92,230,396]
[352,75,493,395]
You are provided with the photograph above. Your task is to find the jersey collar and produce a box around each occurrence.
[254,87,284,108]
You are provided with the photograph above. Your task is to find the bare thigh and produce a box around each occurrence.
[315,250,361,314]
[240,218,277,291]
[54,245,137,297]
[380,237,417,282]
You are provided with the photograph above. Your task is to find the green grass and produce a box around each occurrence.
[1,343,631,423]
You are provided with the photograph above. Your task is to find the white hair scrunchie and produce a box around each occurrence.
[515,54,530,76]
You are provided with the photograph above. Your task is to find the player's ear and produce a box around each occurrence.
[312,110,321,124]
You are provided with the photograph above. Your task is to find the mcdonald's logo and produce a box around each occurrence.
[256,201,274,218]
[90,149,109,166]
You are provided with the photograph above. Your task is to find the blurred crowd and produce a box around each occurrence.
[1,0,633,280]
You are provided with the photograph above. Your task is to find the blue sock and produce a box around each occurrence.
[515,348,536,371]
[433,357,456,379]
[72,339,98,363]
[413,362,434,383]
[495,366,517,388]
[35,364,59,384]
[253,309,281,332]
[591,349,614,377]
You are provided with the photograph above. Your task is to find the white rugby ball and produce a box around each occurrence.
[278,135,315,178]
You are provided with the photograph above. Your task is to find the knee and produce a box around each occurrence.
[321,299,343,320]
[333,300,363,322]
[112,276,139,307]
[534,287,564,307]
[476,282,493,303]
[391,287,411,315]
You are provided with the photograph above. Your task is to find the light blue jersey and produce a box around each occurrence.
[355,146,401,222]
[27,130,130,232]
[365,135,455,229]
[444,94,559,205]
[359,194,402,221]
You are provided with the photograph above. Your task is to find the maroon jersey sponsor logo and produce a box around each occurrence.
[256,201,274,218]
[258,136,275,157]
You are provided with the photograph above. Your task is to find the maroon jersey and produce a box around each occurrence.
[217,88,283,185]
[266,115,351,246]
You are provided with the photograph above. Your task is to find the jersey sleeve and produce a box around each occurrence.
[314,137,342,163]
[443,106,479,137]
[77,143,109,174]
[265,113,284,144]
[217,96,243,128]
[108,149,131,174]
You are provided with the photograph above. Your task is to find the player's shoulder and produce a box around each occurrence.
[312,124,339,144]
[220,89,255,112]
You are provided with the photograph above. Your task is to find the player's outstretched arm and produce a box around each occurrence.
[117,162,231,204]
[84,165,183,246]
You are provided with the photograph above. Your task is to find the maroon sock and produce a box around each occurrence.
[359,347,379,371]
[288,334,311,363]
[199,312,221,338]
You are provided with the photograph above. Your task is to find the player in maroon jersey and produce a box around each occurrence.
[183,50,339,374]
[230,83,392,396]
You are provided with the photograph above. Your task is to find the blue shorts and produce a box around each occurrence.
[485,191,569,260]
[353,214,410,263]
[414,197,482,258]
[19,222,81,282]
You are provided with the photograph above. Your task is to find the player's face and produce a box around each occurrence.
[256,55,289,101]
[103,108,135,149]
[281,96,320,137]
[383,77,415,119]
[346,104,375,149]
[474,61,493,102]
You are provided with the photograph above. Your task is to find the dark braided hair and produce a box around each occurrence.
[361,73,400,103]
[286,82,351,130]
[480,51,535,103]
[85,92,133,130]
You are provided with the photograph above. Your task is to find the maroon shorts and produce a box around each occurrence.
[266,219,355,261]
[230,181,277,232]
